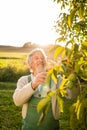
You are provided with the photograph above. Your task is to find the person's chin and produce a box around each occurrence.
[36,66,45,73]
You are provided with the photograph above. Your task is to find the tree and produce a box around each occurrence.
[54,0,87,44]
[37,0,87,129]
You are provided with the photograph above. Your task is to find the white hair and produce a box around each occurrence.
[27,48,47,64]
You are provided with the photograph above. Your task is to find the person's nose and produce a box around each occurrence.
[39,57,43,62]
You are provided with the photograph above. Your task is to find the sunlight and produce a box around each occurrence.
[0,0,61,47]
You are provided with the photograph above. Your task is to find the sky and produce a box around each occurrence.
[0,0,60,47]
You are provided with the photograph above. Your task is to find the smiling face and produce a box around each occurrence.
[29,51,47,75]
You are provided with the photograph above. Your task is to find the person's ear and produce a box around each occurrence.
[26,62,30,68]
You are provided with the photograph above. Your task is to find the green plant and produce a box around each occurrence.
[0,66,30,82]
[37,0,87,129]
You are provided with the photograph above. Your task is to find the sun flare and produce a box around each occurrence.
[0,0,60,47]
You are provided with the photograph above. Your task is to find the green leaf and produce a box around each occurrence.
[37,98,50,113]
[61,49,66,58]
[57,95,64,112]
[82,41,87,46]
[51,72,57,84]
[78,4,84,20]
[77,99,87,120]
[74,62,80,73]
[59,88,67,97]
[37,103,51,125]
[37,91,56,114]
[56,37,65,42]
[68,8,77,27]
[54,46,64,60]
[47,90,56,98]
[59,78,68,89]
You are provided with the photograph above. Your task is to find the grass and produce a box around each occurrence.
[0,82,16,90]
[0,90,22,130]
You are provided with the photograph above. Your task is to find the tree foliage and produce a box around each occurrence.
[54,0,87,45]
[37,0,87,129]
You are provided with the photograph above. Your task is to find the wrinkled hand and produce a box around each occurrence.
[31,72,47,90]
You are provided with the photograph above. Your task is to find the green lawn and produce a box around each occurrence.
[0,90,22,130]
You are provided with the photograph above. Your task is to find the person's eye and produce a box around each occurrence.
[41,58,44,60]
[35,57,39,60]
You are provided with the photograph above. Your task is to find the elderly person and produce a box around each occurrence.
[13,48,60,130]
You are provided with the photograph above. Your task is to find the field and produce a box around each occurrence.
[0,45,72,130]
[0,46,28,129]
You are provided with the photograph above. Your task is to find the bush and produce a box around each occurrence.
[0,66,30,82]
